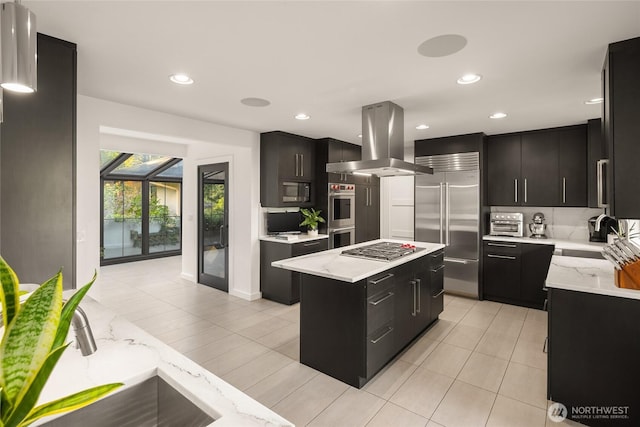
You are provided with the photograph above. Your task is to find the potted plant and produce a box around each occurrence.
[300,208,325,237]
[0,257,122,427]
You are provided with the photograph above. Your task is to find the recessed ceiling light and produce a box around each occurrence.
[584,97,603,105]
[417,34,467,58]
[240,97,271,107]
[295,113,310,120]
[169,74,194,85]
[358,134,362,138]
[489,112,507,119]
[457,74,482,85]
[416,124,430,130]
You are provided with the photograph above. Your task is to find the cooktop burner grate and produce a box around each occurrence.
[341,242,424,261]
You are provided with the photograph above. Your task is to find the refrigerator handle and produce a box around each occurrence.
[439,183,445,244]
[445,183,450,246]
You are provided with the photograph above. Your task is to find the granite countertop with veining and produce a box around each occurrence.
[34,294,293,426]
[271,239,445,283]
[545,255,640,300]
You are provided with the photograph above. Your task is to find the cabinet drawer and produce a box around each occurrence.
[483,241,521,256]
[292,239,328,257]
[429,250,444,267]
[367,289,395,335]
[367,271,396,297]
[366,322,395,378]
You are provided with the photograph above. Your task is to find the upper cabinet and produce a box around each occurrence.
[319,138,361,184]
[603,37,640,218]
[487,126,587,207]
[260,131,316,208]
[587,118,608,209]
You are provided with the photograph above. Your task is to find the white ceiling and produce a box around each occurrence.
[25,1,640,145]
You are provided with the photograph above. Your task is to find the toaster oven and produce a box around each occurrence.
[490,212,524,237]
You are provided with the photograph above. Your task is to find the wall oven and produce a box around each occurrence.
[328,183,355,248]
[328,183,355,228]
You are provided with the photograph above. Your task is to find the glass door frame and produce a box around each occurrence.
[198,162,229,292]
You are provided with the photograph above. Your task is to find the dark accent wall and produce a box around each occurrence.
[0,34,77,288]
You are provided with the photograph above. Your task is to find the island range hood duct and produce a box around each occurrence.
[326,101,433,177]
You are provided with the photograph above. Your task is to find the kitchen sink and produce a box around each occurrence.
[41,375,215,427]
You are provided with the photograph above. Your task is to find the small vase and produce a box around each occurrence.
[307,228,318,237]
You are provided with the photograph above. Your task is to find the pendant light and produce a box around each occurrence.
[1,1,37,93]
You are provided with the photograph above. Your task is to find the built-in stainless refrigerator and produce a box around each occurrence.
[415,152,480,298]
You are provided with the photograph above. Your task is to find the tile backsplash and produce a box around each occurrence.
[491,206,605,241]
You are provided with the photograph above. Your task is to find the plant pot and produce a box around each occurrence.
[307,229,318,237]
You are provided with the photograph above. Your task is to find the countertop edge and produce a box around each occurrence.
[260,234,329,244]
[483,235,605,252]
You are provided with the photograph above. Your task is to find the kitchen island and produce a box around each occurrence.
[35,294,293,426]
[272,239,445,388]
[545,255,640,426]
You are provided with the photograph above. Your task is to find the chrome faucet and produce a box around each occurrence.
[71,306,97,356]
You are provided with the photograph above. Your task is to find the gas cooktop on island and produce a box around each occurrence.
[341,242,424,261]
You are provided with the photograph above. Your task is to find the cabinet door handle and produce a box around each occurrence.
[430,264,445,272]
[432,289,445,299]
[524,178,528,204]
[487,242,517,248]
[597,159,609,208]
[303,241,320,247]
[300,154,304,176]
[514,179,518,203]
[416,278,421,313]
[562,177,566,204]
[487,254,517,260]
[295,154,299,177]
[410,280,417,316]
[370,273,394,285]
[369,292,395,306]
[370,326,394,344]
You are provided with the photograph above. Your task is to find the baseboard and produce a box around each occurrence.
[230,288,262,301]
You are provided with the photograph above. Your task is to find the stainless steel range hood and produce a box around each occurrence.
[326,101,433,177]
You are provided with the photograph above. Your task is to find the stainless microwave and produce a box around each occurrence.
[281,181,311,203]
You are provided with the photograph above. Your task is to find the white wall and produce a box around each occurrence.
[77,95,261,300]
[381,145,415,240]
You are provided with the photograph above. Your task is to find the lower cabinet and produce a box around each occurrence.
[260,238,328,304]
[548,288,640,426]
[300,250,444,388]
[482,240,553,309]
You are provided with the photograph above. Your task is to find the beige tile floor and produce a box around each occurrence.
[97,256,583,427]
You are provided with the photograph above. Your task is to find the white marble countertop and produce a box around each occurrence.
[545,255,640,300]
[483,235,605,252]
[260,233,329,244]
[271,239,445,283]
[35,295,293,426]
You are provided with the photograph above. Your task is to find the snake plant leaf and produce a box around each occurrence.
[2,345,68,427]
[0,273,62,405]
[18,382,123,427]
[0,257,20,329]
[52,272,96,350]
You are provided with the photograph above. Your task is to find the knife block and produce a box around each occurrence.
[614,260,640,290]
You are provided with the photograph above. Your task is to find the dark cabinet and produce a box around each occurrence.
[548,288,640,426]
[487,134,521,206]
[587,118,608,208]
[260,238,328,304]
[1,34,77,288]
[299,251,444,388]
[320,138,361,184]
[487,126,587,207]
[260,131,316,208]
[603,37,640,217]
[482,240,553,309]
[355,177,380,243]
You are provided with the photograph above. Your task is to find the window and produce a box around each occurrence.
[100,151,182,264]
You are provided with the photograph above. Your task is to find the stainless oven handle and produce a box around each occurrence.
[330,226,355,233]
